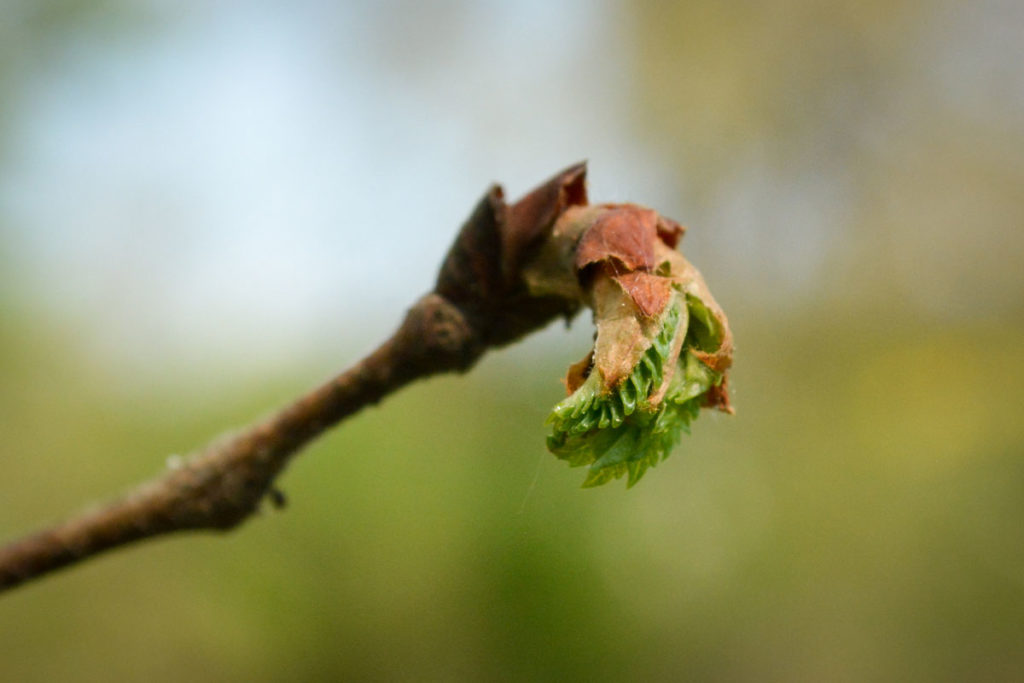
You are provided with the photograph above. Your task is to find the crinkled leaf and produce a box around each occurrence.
[548,294,724,487]
[588,273,660,388]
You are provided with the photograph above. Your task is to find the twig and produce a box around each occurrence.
[0,163,589,594]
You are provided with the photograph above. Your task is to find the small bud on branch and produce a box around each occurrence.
[527,202,734,487]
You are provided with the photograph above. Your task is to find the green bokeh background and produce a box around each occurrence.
[3,1,1023,681]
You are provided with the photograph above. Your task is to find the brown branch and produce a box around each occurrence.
[0,163,589,594]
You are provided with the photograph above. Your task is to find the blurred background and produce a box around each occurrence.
[2,1,1023,680]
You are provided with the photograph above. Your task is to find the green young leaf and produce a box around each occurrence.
[547,292,723,487]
